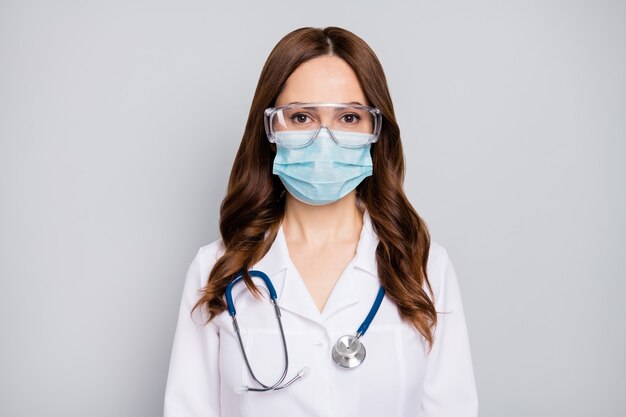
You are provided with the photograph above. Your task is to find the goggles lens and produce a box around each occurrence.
[265,103,382,148]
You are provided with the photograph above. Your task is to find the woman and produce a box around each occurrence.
[164,26,478,417]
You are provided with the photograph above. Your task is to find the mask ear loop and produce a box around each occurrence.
[277,189,286,202]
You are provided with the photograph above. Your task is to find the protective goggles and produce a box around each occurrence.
[264,103,382,148]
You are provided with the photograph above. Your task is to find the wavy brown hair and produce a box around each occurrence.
[191,27,438,349]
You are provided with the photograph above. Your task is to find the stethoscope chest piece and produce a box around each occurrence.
[332,334,366,369]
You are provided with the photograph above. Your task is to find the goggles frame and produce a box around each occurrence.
[264,102,383,148]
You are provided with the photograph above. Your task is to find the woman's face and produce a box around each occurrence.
[275,55,368,107]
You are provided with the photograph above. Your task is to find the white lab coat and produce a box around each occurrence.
[164,209,478,417]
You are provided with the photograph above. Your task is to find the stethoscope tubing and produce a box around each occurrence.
[357,286,385,337]
[225,269,385,392]
[227,270,295,391]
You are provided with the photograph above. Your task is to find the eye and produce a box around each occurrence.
[290,113,313,124]
[340,113,361,124]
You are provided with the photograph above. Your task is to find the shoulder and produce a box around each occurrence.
[427,237,451,271]
[425,238,455,304]
[427,238,451,270]
[186,237,226,289]
[197,237,226,268]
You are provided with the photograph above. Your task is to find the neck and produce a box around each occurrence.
[281,191,364,247]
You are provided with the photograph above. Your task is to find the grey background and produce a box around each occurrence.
[1,0,624,416]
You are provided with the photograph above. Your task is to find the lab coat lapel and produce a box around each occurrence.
[251,224,322,323]
[275,223,332,323]
[249,209,381,324]
[248,225,290,298]
[278,266,325,323]
[320,210,380,320]
[352,209,379,279]
[276,220,363,323]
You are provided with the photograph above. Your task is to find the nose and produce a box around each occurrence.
[317,109,334,128]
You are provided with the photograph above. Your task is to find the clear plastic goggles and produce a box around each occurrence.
[264,103,382,148]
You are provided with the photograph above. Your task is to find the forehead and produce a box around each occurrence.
[275,55,368,106]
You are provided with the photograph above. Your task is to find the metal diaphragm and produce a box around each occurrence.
[332,334,366,368]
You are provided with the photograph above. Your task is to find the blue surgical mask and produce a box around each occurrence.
[272,129,373,205]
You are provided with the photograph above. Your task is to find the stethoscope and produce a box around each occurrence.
[225,269,385,393]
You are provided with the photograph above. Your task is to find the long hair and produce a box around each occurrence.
[191,27,437,349]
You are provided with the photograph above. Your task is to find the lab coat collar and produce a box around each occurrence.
[249,208,380,323]
[352,209,379,278]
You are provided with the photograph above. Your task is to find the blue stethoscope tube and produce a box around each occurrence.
[225,269,385,393]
